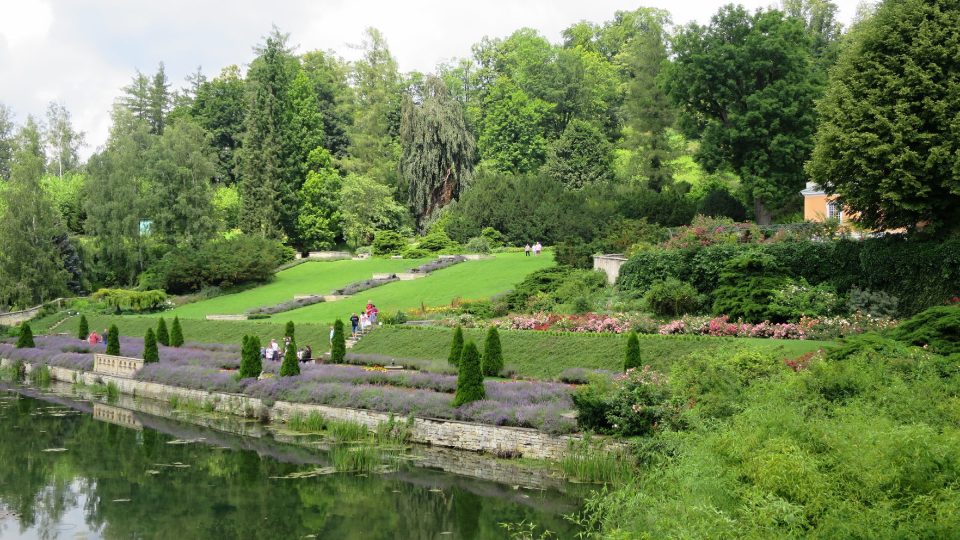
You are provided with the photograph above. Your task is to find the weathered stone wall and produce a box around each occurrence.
[593,254,628,285]
[0,306,42,326]
[3,359,617,460]
[93,354,144,378]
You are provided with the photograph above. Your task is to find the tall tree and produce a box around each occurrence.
[300,50,353,158]
[287,69,326,180]
[191,65,247,184]
[296,148,342,251]
[122,71,152,126]
[807,0,960,233]
[44,102,85,178]
[0,103,16,180]
[400,75,476,226]
[84,107,154,285]
[478,77,551,174]
[345,28,403,186]
[543,119,613,190]
[666,6,821,223]
[239,28,299,239]
[338,173,406,248]
[148,62,172,135]
[0,117,69,308]
[147,119,217,247]
[782,0,843,68]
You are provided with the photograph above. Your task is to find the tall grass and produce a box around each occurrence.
[326,419,369,442]
[29,365,52,387]
[330,444,382,473]
[375,414,414,444]
[287,411,327,433]
[559,439,634,484]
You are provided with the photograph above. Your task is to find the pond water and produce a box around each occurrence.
[0,384,582,539]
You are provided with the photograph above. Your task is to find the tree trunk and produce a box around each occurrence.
[754,198,772,225]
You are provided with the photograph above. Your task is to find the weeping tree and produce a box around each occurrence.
[400,75,476,228]
[156,317,169,346]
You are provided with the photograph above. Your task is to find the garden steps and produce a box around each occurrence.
[345,326,375,349]
[47,312,77,332]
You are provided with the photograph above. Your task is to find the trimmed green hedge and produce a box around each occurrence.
[618,237,960,315]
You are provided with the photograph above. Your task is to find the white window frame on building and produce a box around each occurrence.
[826,201,843,223]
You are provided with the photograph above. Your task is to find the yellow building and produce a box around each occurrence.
[800,181,846,223]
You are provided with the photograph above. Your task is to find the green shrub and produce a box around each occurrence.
[280,338,300,376]
[106,324,120,355]
[606,366,674,436]
[372,230,406,255]
[572,375,614,433]
[156,317,169,346]
[712,251,790,323]
[170,317,184,347]
[77,314,89,340]
[481,326,504,377]
[402,247,430,259]
[448,326,464,367]
[284,321,295,340]
[16,324,34,348]
[671,347,783,420]
[331,319,346,363]
[465,236,491,254]
[239,335,263,379]
[770,278,842,319]
[480,227,507,248]
[92,288,168,312]
[886,305,960,355]
[143,328,159,363]
[418,231,455,252]
[453,341,485,407]
[624,332,641,371]
[847,286,899,318]
[151,235,293,294]
[644,278,700,316]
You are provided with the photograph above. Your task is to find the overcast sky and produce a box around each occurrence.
[0,0,863,158]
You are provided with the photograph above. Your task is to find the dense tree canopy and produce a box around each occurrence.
[807,0,960,233]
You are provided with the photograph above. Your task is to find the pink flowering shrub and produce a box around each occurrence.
[659,315,809,339]
[504,312,657,334]
[605,366,677,436]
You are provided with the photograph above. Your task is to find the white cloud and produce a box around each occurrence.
[0,0,864,159]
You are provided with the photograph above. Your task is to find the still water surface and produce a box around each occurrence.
[0,385,581,539]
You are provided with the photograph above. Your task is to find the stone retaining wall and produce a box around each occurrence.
[0,306,43,326]
[593,254,628,285]
[4,359,607,460]
[93,354,144,378]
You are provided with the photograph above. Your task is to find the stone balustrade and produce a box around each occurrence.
[93,354,144,378]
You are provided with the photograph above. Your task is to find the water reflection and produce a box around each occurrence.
[0,384,581,539]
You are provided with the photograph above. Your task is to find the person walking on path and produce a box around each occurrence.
[350,313,360,336]
[533,242,542,256]
[524,244,531,256]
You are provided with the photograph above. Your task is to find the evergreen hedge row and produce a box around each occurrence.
[617,236,960,315]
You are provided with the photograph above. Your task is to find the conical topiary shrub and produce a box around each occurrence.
[481,326,504,377]
[448,326,464,367]
[156,317,170,346]
[16,323,35,348]
[77,314,89,340]
[331,319,346,363]
[624,331,641,371]
[170,317,184,347]
[143,328,159,363]
[453,341,485,407]
[106,324,120,355]
[285,321,295,340]
[280,337,300,376]
[239,335,263,379]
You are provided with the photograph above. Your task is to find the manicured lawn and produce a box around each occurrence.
[162,258,429,319]
[279,252,555,324]
[352,325,835,380]
[53,314,333,354]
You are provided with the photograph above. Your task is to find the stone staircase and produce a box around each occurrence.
[345,325,374,349]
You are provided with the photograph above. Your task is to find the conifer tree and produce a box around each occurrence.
[624,332,641,371]
[285,320,295,340]
[239,335,263,379]
[106,324,120,355]
[280,337,300,376]
[16,323,34,348]
[448,326,464,367]
[143,328,159,363]
[170,316,184,347]
[453,341,485,407]
[156,317,170,346]
[331,319,346,363]
[481,326,504,377]
[77,314,89,340]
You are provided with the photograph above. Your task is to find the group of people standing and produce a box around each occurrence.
[347,300,379,338]
[263,336,312,363]
[86,328,111,345]
[524,242,543,256]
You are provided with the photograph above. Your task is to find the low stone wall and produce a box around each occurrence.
[205,314,248,321]
[3,359,603,460]
[93,354,144,378]
[0,306,42,326]
[593,254,628,285]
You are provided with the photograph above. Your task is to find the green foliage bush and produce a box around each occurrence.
[77,314,88,340]
[170,316,183,347]
[280,337,300,376]
[92,288,168,313]
[571,376,614,433]
[152,235,292,294]
[480,227,506,248]
[15,324,34,348]
[417,231,455,252]
[331,320,346,363]
[624,332,641,371]
[644,278,700,316]
[239,335,263,379]
[712,251,789,323]
[481,326,504,377]
[886,305,960,356]
[402,247,430,259]
[372,230,406,255]
[768,279,842,320]
[508,267,607,312]
[453,341,485,407]
[448,326,464,367]
[847,286,899,318]
[143,328,159,363]
[464,236,491,254]
[106,324,120,355]
[284,321,295,340]
[605,366,674,436]
[156,317,169,346]
[671,347,784,420]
